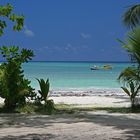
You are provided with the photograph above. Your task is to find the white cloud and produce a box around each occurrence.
[81,33,91,39]
[64,43,72,50]
[41,43,89,53]
[24,26,34,37]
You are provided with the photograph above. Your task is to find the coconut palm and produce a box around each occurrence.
[123,4,140,29]
[123,27,140,65]
[118,28,140,107]
[118,67,140,107]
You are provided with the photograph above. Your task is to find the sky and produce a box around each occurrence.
[0,0,140,61]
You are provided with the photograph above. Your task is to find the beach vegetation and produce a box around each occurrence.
[0,3,55,114]
[0,3,24,36]
[118,28,140,108]
[0,46,35,110]
[123,4,140,29]
[55,104,140,113]
[36,78,50,104]
[1,102,140,114]
[0,3,35,111]
[118,4,140,109]
[36,78,55,114]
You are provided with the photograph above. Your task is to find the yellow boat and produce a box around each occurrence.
[103,64,112,70]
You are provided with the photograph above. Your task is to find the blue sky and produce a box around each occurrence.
[0,0,140,61]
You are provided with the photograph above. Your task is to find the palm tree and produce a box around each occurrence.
[124,27,140,65]
[123,4,140,29]
[118,28,140,107]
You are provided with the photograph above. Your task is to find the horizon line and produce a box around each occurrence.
[0,60,132,63]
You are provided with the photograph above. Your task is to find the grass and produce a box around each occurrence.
[0,103,140,114]
[55,104,140,114]
[55,104,140,113]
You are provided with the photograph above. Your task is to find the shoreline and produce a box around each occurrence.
[0,87,138,107]
[49,87,125,97]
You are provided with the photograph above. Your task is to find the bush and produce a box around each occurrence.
[0,46,35,110]
[36,78,50,104]
[36,78,55,113]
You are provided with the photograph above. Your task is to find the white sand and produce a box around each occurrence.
[0,112,140,139]
[48,88,132,107]
[50,96,131,107]
[0,89,140,139]
[0,88,131,107]
[0,95,131,107]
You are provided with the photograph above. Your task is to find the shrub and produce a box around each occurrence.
[36,78,50,104]
[121,81,140,108]
[0,46,35,110]
[37,78,55,113]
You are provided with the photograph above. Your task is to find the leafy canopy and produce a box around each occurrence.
[0,3,24,36]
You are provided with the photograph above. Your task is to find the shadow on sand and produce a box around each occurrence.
[0,112,140,140]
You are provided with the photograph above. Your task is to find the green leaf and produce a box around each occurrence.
[121,87,130,96]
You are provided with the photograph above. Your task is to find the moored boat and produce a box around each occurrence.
[103,64,112,70]
[90,65,99,70]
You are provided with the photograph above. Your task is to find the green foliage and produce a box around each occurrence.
[121,82,140,107]
[0,3,36,112]
[123,4,140,29]
[16,103,37,114]
[11,99,54,114]
[37,78,50,103]
[118,67,140,85]
[0,3,24,36]
[45,99,55,114]
[118,28,140,64]
[118,28,140,108]
[0,46,35,110]
[36,79,55,114]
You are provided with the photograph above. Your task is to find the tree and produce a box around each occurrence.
[120,4,140,108]
[118,28,140,107]
[0,3,34,110]
[119,67,140,107]
[123,4,140,29]
[0,3,24,36]
[121,27,140,65]
[0,46,35,109]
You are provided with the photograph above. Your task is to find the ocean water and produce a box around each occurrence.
[22,62,132,90]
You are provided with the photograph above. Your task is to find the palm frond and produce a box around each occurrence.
[36,78,50,101]
[118,67,140,83]
[124,28,140,64]
[123,4,140,29]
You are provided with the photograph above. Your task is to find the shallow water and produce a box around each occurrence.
[22,62,132,90]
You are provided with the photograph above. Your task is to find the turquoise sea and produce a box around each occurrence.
[23,62,132,90]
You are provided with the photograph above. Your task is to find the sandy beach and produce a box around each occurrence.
[0,89,140,140]
[0,95,131,108]
[1,0,140,139]
[49,88,131,108]
[0,88,131,107]
[0,111,140,140]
